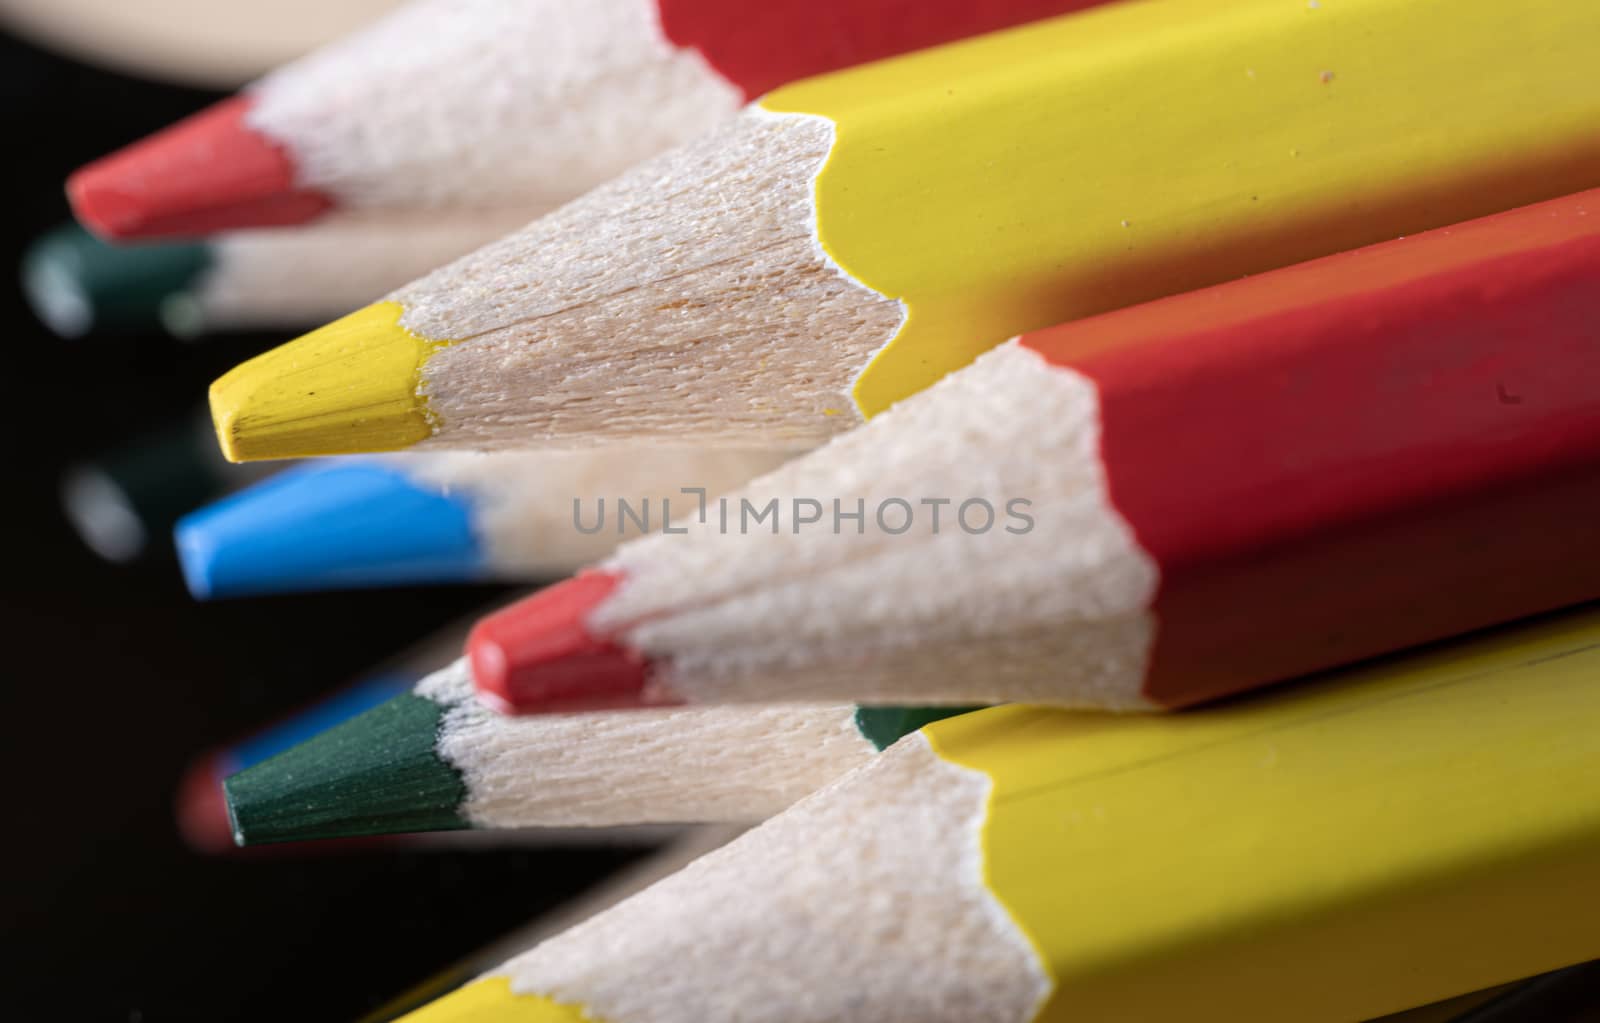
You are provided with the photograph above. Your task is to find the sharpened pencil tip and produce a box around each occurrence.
[67,96,332,240]
[469,571,663,714]
[175,460,485,598]
[224,692,472,845]
[209,301,442,462]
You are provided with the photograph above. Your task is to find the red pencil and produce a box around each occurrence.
[68,0,1102,238]
[468,189,1600,713]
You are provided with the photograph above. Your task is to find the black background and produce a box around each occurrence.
[1,27,650,1021]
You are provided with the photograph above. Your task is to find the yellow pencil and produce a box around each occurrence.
[398,605,1600,1022]
[211,0,1600,459]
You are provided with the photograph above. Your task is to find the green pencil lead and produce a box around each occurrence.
[224,691,471,846]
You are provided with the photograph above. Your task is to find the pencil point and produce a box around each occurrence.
[176,460,485,598]
[21,223,213,338]
[210,301,441,462]
[224,691,471,846]
[468,571,660,713]
[67,96,332,240]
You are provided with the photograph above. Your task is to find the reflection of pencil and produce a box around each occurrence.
[22,213,537,339]
[402,606,1600,1023]
[223,657,970,844]
[467,190,1600,713]
[67,0,1103,237]
[210,0,1600,460]
[175,447,791,598]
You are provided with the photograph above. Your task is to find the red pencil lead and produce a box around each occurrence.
[67,96,332,240]
[468,570,667,714]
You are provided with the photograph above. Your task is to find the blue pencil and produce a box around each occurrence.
[174,448,790,599]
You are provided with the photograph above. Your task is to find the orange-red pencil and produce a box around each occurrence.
[469,189,1600,713]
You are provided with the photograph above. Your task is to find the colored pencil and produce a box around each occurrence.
[363,838,1548,1023]
[177,670,414,852]
[66,0,1103,238]
[60,411,272,563]
[174,446,792,598]
[223,657,969,844]
[206,0,1600,461]
[397,605,1600,1023]
[182,618,692,850]
[179,612,476,851]
[465,189,1600,713]
[23,212,536,339]
[370,952,1586,1023]
[357,825,744,1023]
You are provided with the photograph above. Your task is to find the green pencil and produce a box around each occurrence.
[224,656,973,845]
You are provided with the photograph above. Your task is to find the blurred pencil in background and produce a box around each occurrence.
[61,409,273,563]
[23,211,537,339]
[0,0,402,87]
[175,446,794,598]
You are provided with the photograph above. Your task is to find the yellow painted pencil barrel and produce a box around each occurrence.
[933,619,1600,1018]
[769,0,1600,414]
